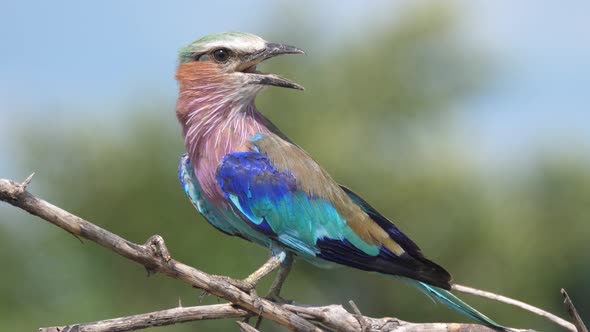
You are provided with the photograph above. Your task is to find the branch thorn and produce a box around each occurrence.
[20,172,35,191]
[349,300,369,332]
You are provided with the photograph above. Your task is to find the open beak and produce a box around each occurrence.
[241,42,305,90]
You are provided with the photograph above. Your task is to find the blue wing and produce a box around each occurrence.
[216,151,451,288]
[179,152,272,247]
[216,151,365,257]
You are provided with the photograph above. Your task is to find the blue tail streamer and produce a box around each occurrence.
[408,279,505,330]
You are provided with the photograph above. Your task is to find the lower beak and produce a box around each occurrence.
[248,73,304,90]
[243,42,305,90]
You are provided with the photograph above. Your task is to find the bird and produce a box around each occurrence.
[175,31,503,329]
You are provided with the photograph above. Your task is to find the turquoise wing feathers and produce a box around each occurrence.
[216,151,373,257]
[214,134,452,289]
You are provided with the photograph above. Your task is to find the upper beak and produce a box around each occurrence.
[243,42,304,63]
[242,42,305,91]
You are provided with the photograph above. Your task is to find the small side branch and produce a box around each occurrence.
[453,284,576,332]
[349,300,369,332]
[561,289,588,332]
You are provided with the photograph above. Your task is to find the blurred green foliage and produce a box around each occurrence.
[1,4,588,331]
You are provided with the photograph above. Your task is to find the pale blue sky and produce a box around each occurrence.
[1,0,589,177]
[458,0,590,168]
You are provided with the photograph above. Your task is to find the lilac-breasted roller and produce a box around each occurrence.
[175,32,502,329]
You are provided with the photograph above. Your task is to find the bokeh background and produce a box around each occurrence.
[1,1,589,331]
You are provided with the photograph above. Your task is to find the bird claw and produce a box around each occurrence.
[144,235,173,275]
[249,289,265,316]
[145,235,172,261]
[264,292,292,304]
[197,289,211,303]
[214,275,256,292]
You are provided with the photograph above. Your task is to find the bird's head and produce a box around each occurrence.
[176,32,304,102]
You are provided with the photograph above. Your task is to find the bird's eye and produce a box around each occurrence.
[212,48,231,63]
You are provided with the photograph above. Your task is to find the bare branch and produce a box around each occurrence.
[561,289,588,332]
[0,177,565,332]
[453,284,576,332]
[38,302,528,332]
[283,304,516,332]
[0,178,318,332]
[39,304,250,332]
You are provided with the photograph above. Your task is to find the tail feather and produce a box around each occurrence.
[408,280,505,330]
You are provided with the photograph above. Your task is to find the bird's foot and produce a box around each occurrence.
[249,289,265,314]
[214,275,257,293]
[264,291,293,304]
[143,235,173,276]
[144,235,172,261]
[197,289,210,303]
[213,254,284,292]
[245,289,266,330]
[265,294,291,304]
